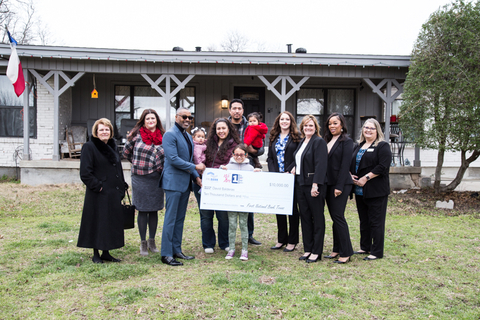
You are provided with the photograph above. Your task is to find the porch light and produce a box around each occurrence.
[221,95,229,109]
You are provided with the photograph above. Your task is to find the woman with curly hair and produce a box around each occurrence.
[200,118,241,253]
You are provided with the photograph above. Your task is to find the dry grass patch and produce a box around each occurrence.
[0,183,480,319]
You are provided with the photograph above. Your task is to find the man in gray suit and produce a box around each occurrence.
[160,107,205,266]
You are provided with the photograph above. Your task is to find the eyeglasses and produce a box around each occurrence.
[363,126,376,131]
[234,153,246,158]
[177,115,194,121]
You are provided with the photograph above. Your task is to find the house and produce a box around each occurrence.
[1,44,478,189]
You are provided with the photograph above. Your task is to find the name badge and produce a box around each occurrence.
[367,148,374,152]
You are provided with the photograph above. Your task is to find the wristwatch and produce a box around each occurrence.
[365,175,371,181]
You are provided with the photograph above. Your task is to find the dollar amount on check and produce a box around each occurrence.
[200,168,295,215]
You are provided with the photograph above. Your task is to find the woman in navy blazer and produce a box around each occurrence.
[287,115,328,263]
[323,113,354,264]
[267,111,301,252]
[350,118,391,261]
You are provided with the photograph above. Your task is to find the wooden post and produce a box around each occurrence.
[23,69,30,160]
[258,76,309,112]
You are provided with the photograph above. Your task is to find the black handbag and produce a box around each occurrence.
[122,189,135,229]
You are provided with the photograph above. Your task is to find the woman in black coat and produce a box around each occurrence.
[323,113,354,264]
[77,118,127,264]
[287,115,328,263]
[350,118,392,261]
[267,111,301,252]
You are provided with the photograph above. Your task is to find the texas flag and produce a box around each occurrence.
[6,31,26,97]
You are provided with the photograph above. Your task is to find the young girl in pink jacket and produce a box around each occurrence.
[192,127,207,165]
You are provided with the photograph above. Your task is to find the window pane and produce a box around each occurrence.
[115,86,195,136]
[0,76,36,137]
[179,87,195,114]
[392,100,402,117]
[115,113,131,134]
[297,89,324,115]
[345,116,354,137]
[115,86,130,112]
[0,107,36,137]
[0,76,29,107]
[327,89,354,115]
[296,115,322,129]
[134,86,177,126]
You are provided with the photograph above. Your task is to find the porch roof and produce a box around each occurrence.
[0,44,410,76]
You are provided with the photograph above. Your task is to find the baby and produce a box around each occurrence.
[243,112,268,169]
[192,127,207,165]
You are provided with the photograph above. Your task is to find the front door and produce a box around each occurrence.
[233,87,265,120]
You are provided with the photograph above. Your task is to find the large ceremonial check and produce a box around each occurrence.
[200,168,294,215]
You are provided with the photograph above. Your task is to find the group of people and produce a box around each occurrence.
[77,98,392,266]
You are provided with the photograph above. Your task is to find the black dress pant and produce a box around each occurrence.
[355,194,388,258]
[296,180,326,255]
[248,212,254,238]
[326,185,354,257]
[276,188,300,244]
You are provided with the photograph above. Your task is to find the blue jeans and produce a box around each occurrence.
[200,209,229,249]
[193,183,229,249]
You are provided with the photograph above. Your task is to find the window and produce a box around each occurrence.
[296,89,324,126]
[0,76,36,138]
[296,88,354,135]
[382,88,403,122]
[114,85,195,138]
[327,89,355,135]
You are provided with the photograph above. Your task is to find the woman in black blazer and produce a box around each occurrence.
[323,113,354,264]
[287,115,328,263]
[350,118,392,261]
[267,111,301,252]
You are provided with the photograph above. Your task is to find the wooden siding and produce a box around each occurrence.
[21,58,407,79]
[70,74,384,140]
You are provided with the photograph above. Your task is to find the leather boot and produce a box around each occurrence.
[147,238,159,253]
[140,240,148,256]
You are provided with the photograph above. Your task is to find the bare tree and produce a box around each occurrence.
[206,43,217,52]
[220,30,249,52]
[1,0,53,45]
[254,40,268,52]
[37,21,52,46]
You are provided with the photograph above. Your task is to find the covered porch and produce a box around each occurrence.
[1,44,428,188]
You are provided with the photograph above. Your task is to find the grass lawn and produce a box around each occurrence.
[0,183,479,319]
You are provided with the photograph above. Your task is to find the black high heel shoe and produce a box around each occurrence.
[299,253,310,261]
[306,256,319,263]
[283,244,296,252]
[353,250,368,255]
[334,257,350,264]
[324,253,339,259]
[270,243,285,250]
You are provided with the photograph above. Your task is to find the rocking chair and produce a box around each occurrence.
[66,126,87,159]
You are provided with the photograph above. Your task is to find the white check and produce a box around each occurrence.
[200,168,294,215]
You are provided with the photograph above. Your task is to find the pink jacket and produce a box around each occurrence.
[243,123,268,149]
[193,141,206,165]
